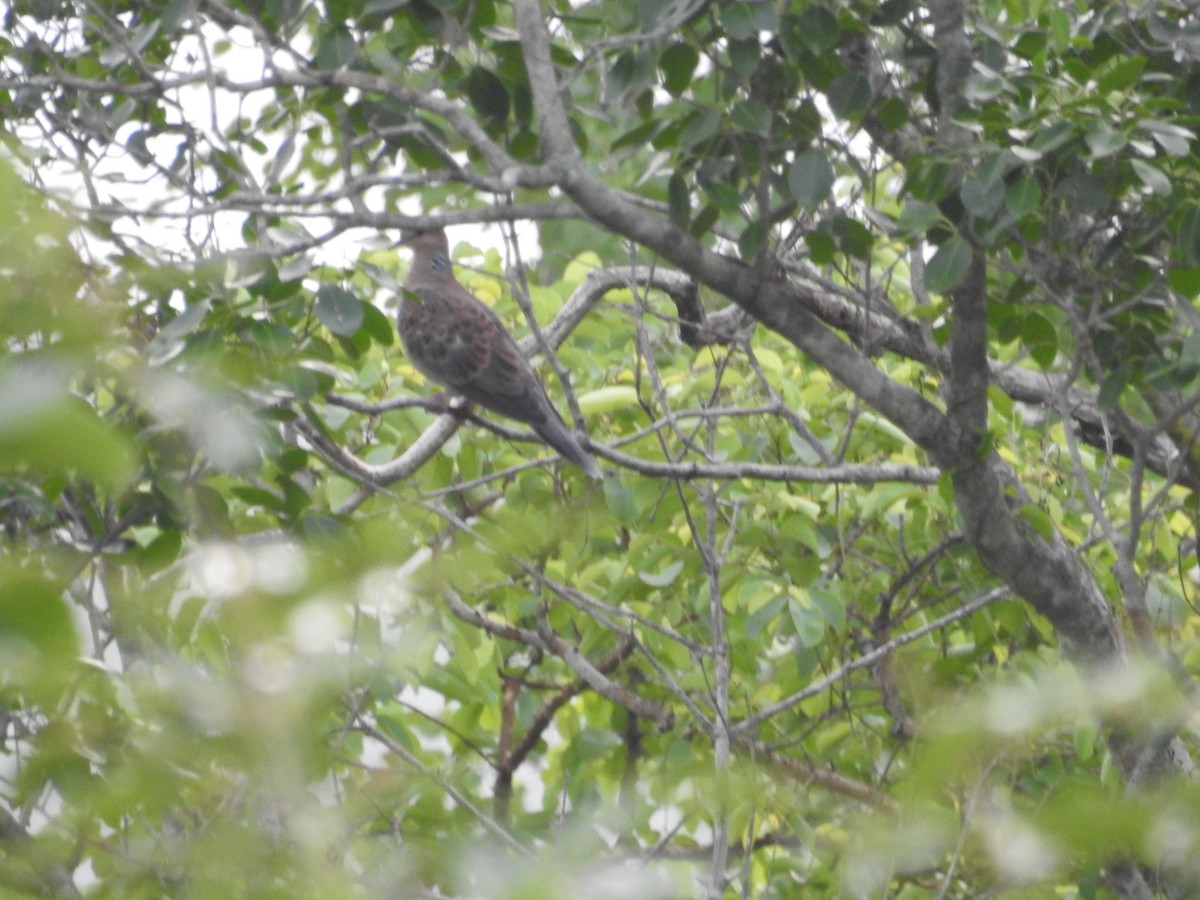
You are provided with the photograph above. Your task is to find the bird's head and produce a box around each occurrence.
[397,227,450,254]
[398,227,453,278]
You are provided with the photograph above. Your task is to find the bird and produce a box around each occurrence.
[395,227,602,479]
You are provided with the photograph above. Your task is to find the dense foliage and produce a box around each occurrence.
[3,0,1200,896]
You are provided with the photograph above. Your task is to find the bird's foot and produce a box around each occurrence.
[428,392,473,420]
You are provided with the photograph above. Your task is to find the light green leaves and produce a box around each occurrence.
[0,363,136,490]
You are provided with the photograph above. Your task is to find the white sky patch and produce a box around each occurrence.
[355,565,413,610]
[242,641,299,694]
[188,539,307,600]
[983,681,1045,735]
[289,599,348,654]
[1146,810,1200,868]
[985,816,1060,884]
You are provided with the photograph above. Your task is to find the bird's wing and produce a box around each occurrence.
[405,283,557,429]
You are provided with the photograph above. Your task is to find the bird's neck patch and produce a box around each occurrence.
[429,253,452,275]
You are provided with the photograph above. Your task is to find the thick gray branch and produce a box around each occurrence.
[509,0,1190,798]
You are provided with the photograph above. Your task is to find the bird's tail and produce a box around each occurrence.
[536,417,602,480]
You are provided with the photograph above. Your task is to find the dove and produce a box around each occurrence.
[396,228,602,479]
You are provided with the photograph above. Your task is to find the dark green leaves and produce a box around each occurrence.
[1098,365,1130,409]
[739,220,768,259]
[788,148,834,209]
[796,5,840,54]
[312,26,357,69]
[679,108,721,149]
[898,201,946,235]
[315,285,365,336]
[466,65,509,126]
[960,173,1005,220]
[1021,310,1058,369]
[925,236,974,295]
[668,171,691,228]
[659,43,698,96]
[826,74,871,121]
[360,302,395,346]
[720,0,778,40]
[1005,174,1042,217]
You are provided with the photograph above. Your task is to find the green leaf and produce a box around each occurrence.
[140,529,183,575]
[0,567,78,697]
[1131,159,1172,196]
[312,26,358,69]
[744,594,787,638]
[509,129,539,160]
[787,594,826,648]
[278,254,314,282]
[149,301,210,353]
[1030,121,1075,155]
[1048,8,1071,49]
[679,108,721,148]
[826,73,870,121]
[720,0,778,40]
[730,101,772,136]
[690,203,719,237]
[639,560,684,587]
[316,285,365,336]
[0,368,136,490]
[360,301,396,346]
[658,43,698,96]
[924,236,973,294]
[706,181,742,214]
[960,174,1005,219]
[1056,172,1110,214]
[603,476,638,524]
[738,220,768,259]
[1096,55,1146,93]
[1017,504,1055,542]
[1074,720,1098,763]
[787,148,835,209]
[898,201,945,235]
[466,66,509,124]
[668,171,690,228]
[1168,266,1200,298]
[1137,119,1193,158]
[1022,311,1058,369]
[364,0,407,13]
[1005,174,1042,216]
[833,216,874,260]
[804,229,836,264]
[1098,365,1130,409]
[607,49,637,95]
[728,37,761,80]
[613,119,664,152]
[874,95,909,131]
[808,583,845,631]
[1085,128,1126,159]
[797,5,840,54]
[577,385,638,414]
